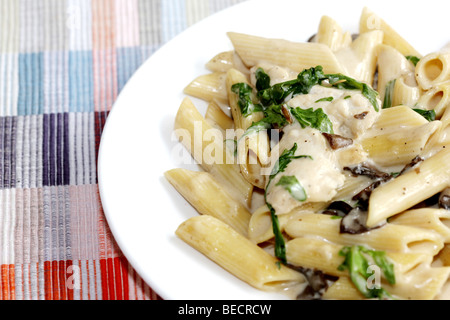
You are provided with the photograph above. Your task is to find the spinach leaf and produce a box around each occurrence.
[240,104,290,139]
[338,246,396,299]
[290,107,334,134]
[413,108,436,122]
[231,83,263,117]
[255,68,271,91]
[406,55,420,66]
[265,143,313,264]
[323,73,380,112]
[316,97,334,103]
[276,175,307,202]
[382,79,396,109]
[257,66,325,106]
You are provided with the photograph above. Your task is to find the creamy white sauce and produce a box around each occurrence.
[264,80,380,215]
[266,126,345,214]
[287,85,379,139]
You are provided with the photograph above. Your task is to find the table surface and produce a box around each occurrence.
[0,0,247,300]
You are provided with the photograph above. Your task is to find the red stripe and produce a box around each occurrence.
[107,258,115,300]
[120,257,129,300]
[52,261,59,300]
[59,260,68,300]
[44,261,52,300]
[114,257,123,300]
[100,259,109,300]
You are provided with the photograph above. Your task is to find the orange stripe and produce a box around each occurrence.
[1,265,9,300]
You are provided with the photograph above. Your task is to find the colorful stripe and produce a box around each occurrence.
[0,0,247,300]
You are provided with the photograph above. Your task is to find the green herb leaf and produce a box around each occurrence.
[315,97,334,103]
[265,143,313,264]
[406,55,420,66]
[276,175,307,202]
[324,73,380,112]
[255,68,271,91]
[231,83,263,117]
[257,66,325,106]
[240,104,289,140]
[338,246,396,299]
[382,79,396,109]
[268,143,313,181]
[413,108,436,122]
[290,107,334,134]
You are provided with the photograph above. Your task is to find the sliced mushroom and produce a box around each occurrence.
[322,133,353,150]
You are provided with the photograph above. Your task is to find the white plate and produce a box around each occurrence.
[98,0,449,300]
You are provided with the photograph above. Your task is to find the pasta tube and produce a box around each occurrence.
[227,32,345,74]
[165,168,251,236]
[174,97,253,207]
[176,215,306,293]
[367,148,450,227]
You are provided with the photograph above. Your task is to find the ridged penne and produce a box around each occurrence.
[227,32,345,74]
[184,72,229,105]
[176,215,306,293]
[174,97,253,207]
[389,208,450,242]
[416,80,450,118]
[286,237,433,278]
[335,30,383,85]
[165,168,251,236]
[367,148,450,227]
[416,52,450,90]
[361,121,441,167]
[377,44,415,102]
[284,212,444,255]
[205,99,234,132]
[392,75,421,107]
[226,68,270,189]
[359,7,421,57]
[205,50,249,75]
[316,15,352,52]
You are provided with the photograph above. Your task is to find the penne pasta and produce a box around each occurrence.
[389,208,450,242]
[316,15,352,52]
[165,168,252,236]
[174,97,253,207]
[367,147,450,227]
[416,80,450,118]
[227,32,345,74]
[284,212,444,255]
[359,7,421,57]
[415,52,450,90]
[334,30,383,85]
[361,120,441,167]
[184,72,229,105]
[226,68,270,189]
[176,215,307,294]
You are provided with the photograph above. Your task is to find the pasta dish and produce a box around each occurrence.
[164,7,450,300]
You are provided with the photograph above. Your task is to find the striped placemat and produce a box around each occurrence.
[0,0,247,300]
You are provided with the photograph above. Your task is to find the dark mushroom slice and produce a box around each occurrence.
[322,133,353,150]
[439,188,450,210]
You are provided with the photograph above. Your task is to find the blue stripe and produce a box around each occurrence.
[161,0,187,43]
[68,51,94,113]
[18,53,44,115]
[116,47,143,93]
